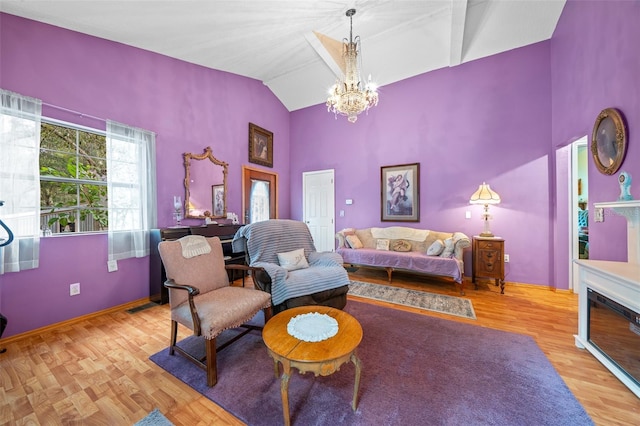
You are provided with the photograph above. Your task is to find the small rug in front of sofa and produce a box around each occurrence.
[348,280,476,319]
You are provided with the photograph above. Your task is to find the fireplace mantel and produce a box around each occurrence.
[594,200,640,264]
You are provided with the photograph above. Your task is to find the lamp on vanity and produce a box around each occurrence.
[173,196,182,226]
[469,182,501,237]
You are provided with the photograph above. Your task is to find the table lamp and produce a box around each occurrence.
[469,182,501,237]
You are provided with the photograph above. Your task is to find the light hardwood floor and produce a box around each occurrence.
[1,271,639,425]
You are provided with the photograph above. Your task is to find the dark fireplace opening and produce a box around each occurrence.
[587,288,640,387]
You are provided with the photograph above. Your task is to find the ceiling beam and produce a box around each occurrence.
[449,0,468,66]
[305,31,344,78]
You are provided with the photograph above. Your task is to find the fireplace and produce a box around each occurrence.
[587,288,640,388]
[575,200,640,398]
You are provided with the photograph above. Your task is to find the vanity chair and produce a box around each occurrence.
[232,219,350,314]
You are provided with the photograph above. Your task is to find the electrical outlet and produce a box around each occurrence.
[594,208,604,222]
[70,283,80,296]
[504,254,510,263]
[465,210,471,219]
[107,260,118,272]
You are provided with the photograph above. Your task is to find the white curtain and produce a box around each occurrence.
[0,89,42,274]
[106,120,157,261]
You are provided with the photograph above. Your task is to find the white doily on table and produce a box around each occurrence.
[287,312,339,342]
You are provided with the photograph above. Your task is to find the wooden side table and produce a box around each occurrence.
[472,236,506,294]
[262,306,363,426]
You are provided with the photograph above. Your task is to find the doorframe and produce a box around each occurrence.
[242,166,278,224]
[569,136,588,292]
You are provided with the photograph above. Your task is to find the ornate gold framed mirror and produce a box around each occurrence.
[591,108,627,175]
[184,147,228,219]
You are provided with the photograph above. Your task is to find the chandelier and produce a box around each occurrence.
[326,9,379,123]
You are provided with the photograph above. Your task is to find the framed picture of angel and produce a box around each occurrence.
[381,163,420,222]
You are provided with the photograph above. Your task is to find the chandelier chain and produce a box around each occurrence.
[348,9,354,44]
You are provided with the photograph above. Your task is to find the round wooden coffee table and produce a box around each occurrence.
[262,305,363,426]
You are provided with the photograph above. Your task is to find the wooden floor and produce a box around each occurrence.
[1,271,639,425]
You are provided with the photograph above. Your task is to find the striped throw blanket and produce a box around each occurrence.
[232,219,350,305]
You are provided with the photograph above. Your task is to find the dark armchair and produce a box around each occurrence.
[232,219,350,314]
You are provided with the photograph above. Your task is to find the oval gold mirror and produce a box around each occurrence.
[184,147,228,219]
[591,108,627,175]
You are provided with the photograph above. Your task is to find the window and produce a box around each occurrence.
[40,121,108,234]
[3,87,155,267]
[249,179,270,223]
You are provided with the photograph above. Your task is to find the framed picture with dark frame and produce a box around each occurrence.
[248,123,273,168]
[212,184,225,217]
[381,163,420,222]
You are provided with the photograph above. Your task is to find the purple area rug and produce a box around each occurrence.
[150,301,592,425]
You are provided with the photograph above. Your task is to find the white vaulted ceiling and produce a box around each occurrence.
[0,0,565,111]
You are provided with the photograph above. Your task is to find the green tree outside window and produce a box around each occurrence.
[40,122,108,233]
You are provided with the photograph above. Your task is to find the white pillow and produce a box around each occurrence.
[277,248,309,271]
[427,239,445,256]
[440,237,455,258]
[376,239,390,250]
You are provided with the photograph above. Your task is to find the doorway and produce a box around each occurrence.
[242,166,278,224]
[570,136,588,290]
[302,169,335,252]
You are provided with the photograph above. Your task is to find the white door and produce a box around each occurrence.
[303,169,335,252]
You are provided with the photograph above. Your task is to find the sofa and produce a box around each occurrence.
[336,226,471,294]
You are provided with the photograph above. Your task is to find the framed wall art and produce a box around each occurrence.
[381,163,420,222]
[248,122,273,168]
[212,184,225,217]
[591,108,627,175]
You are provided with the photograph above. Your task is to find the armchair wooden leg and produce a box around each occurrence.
[169,320,178,355]
[205,337,218,387]
[263,306,273,322]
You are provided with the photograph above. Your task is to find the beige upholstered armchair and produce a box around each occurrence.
[158,235,272,386]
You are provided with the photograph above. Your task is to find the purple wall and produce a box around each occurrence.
[2,1,639,338]
[0,13,290,337]
[290,41,553,287]
[550,0,640,282]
